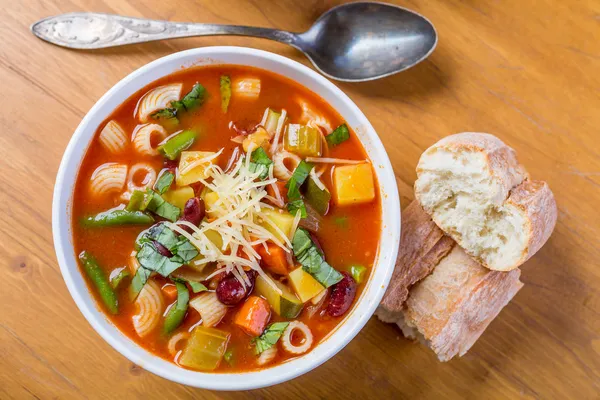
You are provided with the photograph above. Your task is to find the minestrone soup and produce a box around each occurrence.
[72,65,381,372]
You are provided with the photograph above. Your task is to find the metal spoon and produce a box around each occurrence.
[31,2,437,82]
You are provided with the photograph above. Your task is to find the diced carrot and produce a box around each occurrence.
[266,180,288,204]
[162,284,178,302]
[234,296,271,336]
[255,243,289,275]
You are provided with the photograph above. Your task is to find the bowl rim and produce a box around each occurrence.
[52,46,400,390]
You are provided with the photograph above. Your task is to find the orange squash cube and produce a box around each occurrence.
[333,163,375,205]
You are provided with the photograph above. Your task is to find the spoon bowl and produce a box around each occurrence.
[295,2,437,81]
[31,2,437,82]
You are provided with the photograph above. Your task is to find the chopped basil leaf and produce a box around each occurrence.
[171,238,199,263]
[147,191,181,222]
[304,177,331,215]
[154,171,175,194]
[252,322,289,354]
[220,76,231,113]
[287,198,307,218]
[292,228,343,288]
[286,161,313,201]
[109,267,130,289]
[136,242,183,277]
[325,123,350,146]
[249,147,273,180]
[130,265,152,299]
[147,223,179,249]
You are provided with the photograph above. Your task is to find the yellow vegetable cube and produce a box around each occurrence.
[259,208,295,242]
[333,163,375,206]
[177,151,219,186]
[162,186,194,210]
[288,267,325,302]
[203,190,221,217]
[242,127,270,153]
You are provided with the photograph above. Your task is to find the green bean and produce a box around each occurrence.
[158,130,198,160]
[81,210,154,227]
[79,251,119,314]
[163,281,189,333]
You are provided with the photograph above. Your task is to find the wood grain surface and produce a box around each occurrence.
[1,0,599,398]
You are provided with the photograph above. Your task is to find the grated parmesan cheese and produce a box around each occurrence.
[166,153,289,294]
[305,157,366,165]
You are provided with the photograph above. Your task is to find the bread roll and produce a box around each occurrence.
[415,132,557,271]
[402,246,523,361]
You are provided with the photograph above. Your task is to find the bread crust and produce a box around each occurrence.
[416,132,528,206]
[378,201,455,315]
[505,180,558,268]
[415,132,556,271]
[402,246,523,361]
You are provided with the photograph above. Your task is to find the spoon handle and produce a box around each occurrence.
[31,12,298,49]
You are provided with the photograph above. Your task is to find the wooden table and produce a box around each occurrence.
[2,0,599,398]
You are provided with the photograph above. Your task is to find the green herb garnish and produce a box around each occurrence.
[172,83,206,112]
[252,322,289,354]
[146,191,181,222]
[325,123,350,146]
[286,161,313,201]
[292,228,343,288]
[287,199,307,218]
[154,171,175,194]
[249,147,273,180]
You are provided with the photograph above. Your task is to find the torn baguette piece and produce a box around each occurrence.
[376,201,454,322]
[402,246,523,361]
[415,132,557,271]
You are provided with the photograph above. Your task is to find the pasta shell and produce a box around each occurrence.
[132,280,164,338]
[132,124,168,156]
[280,321,313,355]
[137,83,182,122]
[89,163,127,197]
[257,346,278,366]
[272,150,301,181]
[167,332,190,356]
[99,120,128,154]
[189,292,227,328]
[126,163,157,193]
[298,99,332,134]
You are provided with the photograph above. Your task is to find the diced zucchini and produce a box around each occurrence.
[259,208,295,242]
[288,267,325,302]
[333,163,375,206]
[179,326,230,371]
[255,275,303,318]
[162,186,195,210]
[305,177,331,215]
[177,151,219,186]
[350,265,367,284]
[284,124,322,157]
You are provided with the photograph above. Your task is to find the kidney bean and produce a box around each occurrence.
[231,121,258,136]
[326,272,357,317]
[216,270,257,306]
[178,198,205,233]
[163,158,178,171]
[152,240,173,258]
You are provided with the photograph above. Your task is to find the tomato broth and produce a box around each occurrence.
[72,65,381,372]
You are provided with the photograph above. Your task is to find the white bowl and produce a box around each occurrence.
[52,46,400,390]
